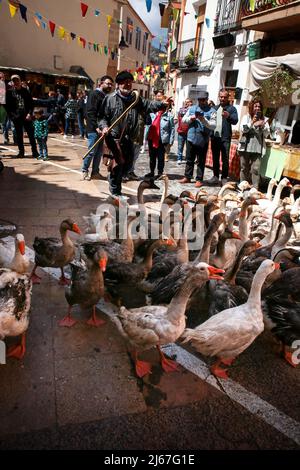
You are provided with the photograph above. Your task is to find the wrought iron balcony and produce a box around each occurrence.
[177,38,205,69]
[240,0,297,18]
[241,0,300,32]
[214,0,243,34]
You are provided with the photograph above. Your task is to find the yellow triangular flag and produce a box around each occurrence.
[106,15,113,28]
[249,0,256,12]
[58,26,65,39]
[8,3,18,18]
[172,9,179,23]
[77,36,81,46]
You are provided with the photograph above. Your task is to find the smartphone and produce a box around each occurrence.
[195,110,204,117]
[255,111,262,119]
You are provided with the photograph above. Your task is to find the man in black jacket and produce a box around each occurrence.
[209,88,238,186]
[5,75,38,158]
[82,75,114,180]
[100,71,167,196]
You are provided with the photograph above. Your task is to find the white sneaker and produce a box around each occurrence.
[81,171,90,181]
[71,135,75,139]
[63,134,67,139]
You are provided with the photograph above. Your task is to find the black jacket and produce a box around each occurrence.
[211,104,238,142]
[86,88,106,133]
[99,91,163,140]
[5,87,34,120]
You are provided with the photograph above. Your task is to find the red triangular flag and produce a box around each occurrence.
[80,2,88,17]
[49,21,56,37]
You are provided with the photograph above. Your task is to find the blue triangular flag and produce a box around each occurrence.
[205,17,210,28]
[95,9,100,16]
[146,0,152,13]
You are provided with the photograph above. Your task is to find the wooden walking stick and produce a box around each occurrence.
[82,90,140,160]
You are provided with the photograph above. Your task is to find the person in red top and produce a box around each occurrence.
[177,98,193,165]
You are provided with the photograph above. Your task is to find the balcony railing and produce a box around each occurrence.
[214,0,243,34]
[177,38,205,69]
[240,0,297,18]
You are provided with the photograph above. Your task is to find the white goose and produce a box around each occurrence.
[0,234,29,274]
[182,259,279,379]
[0,268,32,359]
[110,263,224,378]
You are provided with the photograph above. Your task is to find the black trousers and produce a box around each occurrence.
[211,138,231,178]
[107,136,134,195]
[184,140,208,181]
[148,140,165,176]
[13,118,38,156]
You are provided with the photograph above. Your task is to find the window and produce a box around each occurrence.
[135,27,141,51]
[148,42,151,59]
[126,17,133,45]
[225,70,239,88]
[142,33,147,55]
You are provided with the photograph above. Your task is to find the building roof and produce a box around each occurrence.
[0,65,91,81]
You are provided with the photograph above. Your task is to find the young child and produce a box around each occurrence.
[33,108,49,160]
[64,91,78,138]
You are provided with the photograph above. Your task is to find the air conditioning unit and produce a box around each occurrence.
[213,33,235,49]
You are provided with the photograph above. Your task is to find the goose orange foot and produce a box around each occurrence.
[58,276,70,286]
[59,308,77,327]
[86,307,106,327]
[210,361,229,379]
[135,359,152,378]
[283,348,298,368]
[157,346,179,373]
[31,273,41,284]
[7,334,26,359]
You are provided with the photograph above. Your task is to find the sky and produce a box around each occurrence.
[128,0,168,49]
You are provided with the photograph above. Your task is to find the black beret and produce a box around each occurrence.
[115,71,134,83]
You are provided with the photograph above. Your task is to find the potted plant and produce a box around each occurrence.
[184,48,196,67]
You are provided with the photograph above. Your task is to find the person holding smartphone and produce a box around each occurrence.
[238,99,270,189]
[179,91,216,187]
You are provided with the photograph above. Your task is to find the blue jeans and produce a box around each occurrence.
[177,133,187,161]
[65,118,75,136]
[36,137,48,158]
[82,132,102,173]
[77,113,85,137]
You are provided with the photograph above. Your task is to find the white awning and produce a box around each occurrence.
[249,53,300,93]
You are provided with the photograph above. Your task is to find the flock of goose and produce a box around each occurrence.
[0,175,299,379]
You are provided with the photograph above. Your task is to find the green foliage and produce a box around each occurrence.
[184,48,196,67]
[255,66,296,107]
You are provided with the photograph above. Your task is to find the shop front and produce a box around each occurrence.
[248,53,300,182]
[0,66,92,98]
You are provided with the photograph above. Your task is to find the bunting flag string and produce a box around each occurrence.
[4,0,160,65]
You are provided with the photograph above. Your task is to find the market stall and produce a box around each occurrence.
[248,53,300,181]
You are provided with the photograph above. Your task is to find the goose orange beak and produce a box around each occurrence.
[165,238,176,246]
[99,258,107,272]
[274,262,280,270]
[287,182,292,187]
[231,231,241,240]
[18,240,26,255]
[72,223,81,234]
[207,265,225,280]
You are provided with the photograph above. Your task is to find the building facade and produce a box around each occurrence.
[107,0,152,97]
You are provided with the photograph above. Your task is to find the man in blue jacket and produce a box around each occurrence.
[179,91,216,188]
[208,88,238,186]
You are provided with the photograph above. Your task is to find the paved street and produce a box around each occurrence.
[0,135,299,450]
